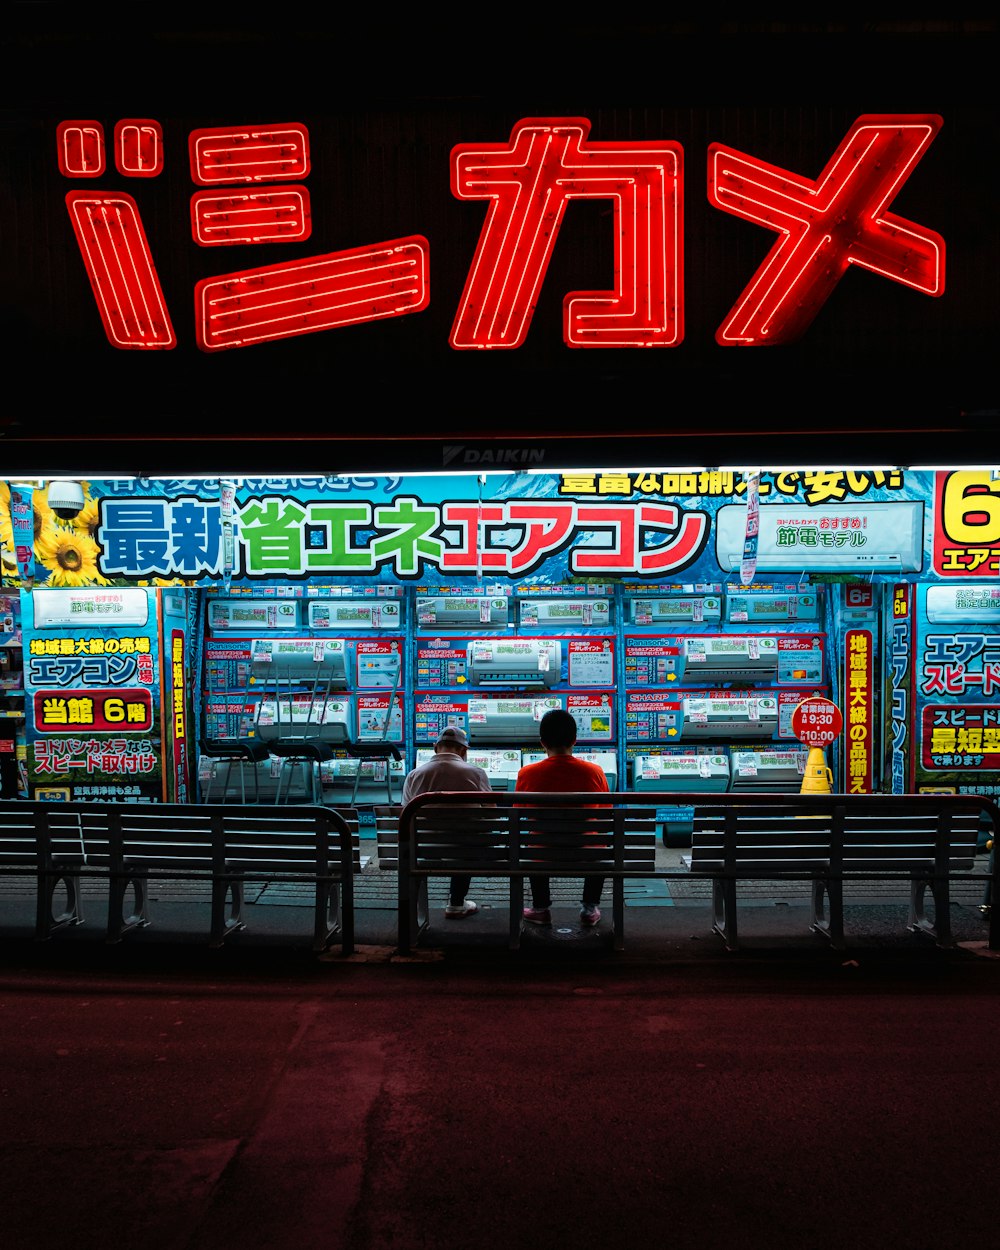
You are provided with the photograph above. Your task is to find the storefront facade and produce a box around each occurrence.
[2,22,996,812]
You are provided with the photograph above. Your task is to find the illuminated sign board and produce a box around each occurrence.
[55,114,944,353]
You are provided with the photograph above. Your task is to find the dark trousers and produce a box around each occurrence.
[529,875,604,909]
[450,874,472,906]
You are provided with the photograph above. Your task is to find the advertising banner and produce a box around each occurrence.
[0,469,954,590]
[22,588,162,801]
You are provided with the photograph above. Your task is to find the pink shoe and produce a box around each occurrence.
[522,906,552,925]
[580,905,602,927]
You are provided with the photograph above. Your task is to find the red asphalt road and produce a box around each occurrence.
[2,952,999,1250]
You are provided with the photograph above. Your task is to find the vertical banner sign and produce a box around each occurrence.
[220,479,236,592]
[887,583,914,794]
[739,472,760,587]
[845,629,874,792]
[10,485,35,590]
[170,629,187,803]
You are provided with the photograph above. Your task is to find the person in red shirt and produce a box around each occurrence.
[515,707,609,928]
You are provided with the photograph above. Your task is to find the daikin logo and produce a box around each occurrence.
[443,446,546,467]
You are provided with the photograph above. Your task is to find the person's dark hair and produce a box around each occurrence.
[538,707,577,750]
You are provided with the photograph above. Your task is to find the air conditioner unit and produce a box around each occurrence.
[249,638,347,686]
[680,696,778,738]
[724,589,820,624]
[208,599,300,631]
[632,754,729,847]
[32,587,150,629]
[519,598,611,627]
[677,635,778,684]
[417,596,509,628]
[467,696,562,743]
[730,749,809,792]
[523,749,619,791]
[468,639,561,688]
[631,754,730,792]
[252,695,351,743]
[307,599,402,629]
[469,749,523,791]
[628,595,722,624]
[413,748,522,791]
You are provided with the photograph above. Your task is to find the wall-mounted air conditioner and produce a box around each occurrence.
[249,638,347,686]
[677,636,778,684]
[417,596,509,628]
[208,599,300,631]
[413,747,522,790]
[724,588,819,624]
[467,696,562,743]
[519,598,611,627]
[468,639,561,688]
[729,749,809,792]
[631,753,730,846]
[252,696,351,743]
[307,599,402,630]
[631,754,730,792]
[680,696,778,738]
[32,587,150,629]
[628,594,722,625]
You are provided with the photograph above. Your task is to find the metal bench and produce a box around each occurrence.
[0,801,360,952]
[396,792,657,952]
[689,793,998,950]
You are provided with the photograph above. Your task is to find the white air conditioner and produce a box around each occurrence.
[417,596,509,628]
[523,749,619,791]
[724,589,820,624]
[208,599,299,631]
[249,638,347,686]
[252,696,351,743]
[468,639,561,688]
[470,749,523,791]
[32,587,150,629]
[730,749,809,792]
[680,696,778,738]
[413,747,522,790]
[467,696,562,743]
[631,754,730,791]
[307,599,402,629]
[631,753,730,846]
[519,598,611,627]
[677,635,778,683]
[628,595,722,624]
[321,757,405,783]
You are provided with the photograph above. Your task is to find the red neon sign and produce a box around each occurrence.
[188,124,310,185]
[194,237,429,351]
[450,118,683,349]
[190,187,312,246]
[64,192,177,349]
[114,120,164,178]
[57,120,105,178]
[708,114,945,345]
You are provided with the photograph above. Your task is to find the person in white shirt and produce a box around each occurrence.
[400,726,492,918]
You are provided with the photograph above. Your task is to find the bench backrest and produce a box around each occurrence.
[690,800,983,873]
[0,801,359,876]
[398,797,656,874]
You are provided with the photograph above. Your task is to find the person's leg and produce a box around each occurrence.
[582,876,604,908]
[449,874,472,907]
[528,874,552,908]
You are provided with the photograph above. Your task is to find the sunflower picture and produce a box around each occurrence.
[36,528,107,587]
[71,489,101,543]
